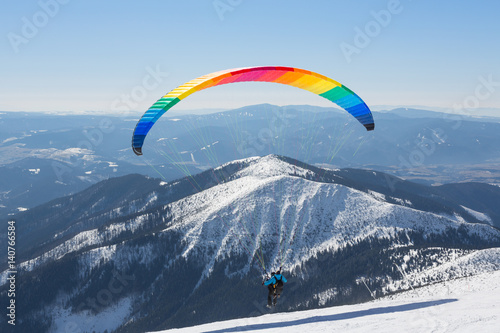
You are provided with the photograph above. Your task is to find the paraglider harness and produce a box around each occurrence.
[272,274,284,289]
[264,267,284,291]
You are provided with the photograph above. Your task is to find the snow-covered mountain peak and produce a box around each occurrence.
[158,160,499,279]
[8,154,498,286]
[3,155,500,333]
[220,154,315,180]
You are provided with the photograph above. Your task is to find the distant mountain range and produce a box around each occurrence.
[1,105,499,218]
[1,155,499,332]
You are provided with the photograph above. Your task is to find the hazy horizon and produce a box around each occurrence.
[1,103,499,118]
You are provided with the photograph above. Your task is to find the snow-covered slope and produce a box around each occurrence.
[155,268,500,333]
[153,156,499,279]
[2,155,499,332]
[5,155,498,284]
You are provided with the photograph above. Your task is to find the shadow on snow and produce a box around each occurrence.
[202,299,458,333]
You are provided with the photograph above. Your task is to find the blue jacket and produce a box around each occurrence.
[264,274,287,286]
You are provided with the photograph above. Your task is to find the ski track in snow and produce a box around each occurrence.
[154,269,500,333]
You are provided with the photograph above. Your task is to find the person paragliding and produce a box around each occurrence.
[262,268,287,307]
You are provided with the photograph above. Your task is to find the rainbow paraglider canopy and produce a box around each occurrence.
[132,66,374,155]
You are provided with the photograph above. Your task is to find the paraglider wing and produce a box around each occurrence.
[132,66,374,156]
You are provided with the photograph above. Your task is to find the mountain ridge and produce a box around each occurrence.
[4,155,500,269]
[1,104,500,218]
[1,155,499,332]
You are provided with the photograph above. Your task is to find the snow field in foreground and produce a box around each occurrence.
[156,270,500,333]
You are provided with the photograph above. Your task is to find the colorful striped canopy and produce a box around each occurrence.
[132,66,374,155]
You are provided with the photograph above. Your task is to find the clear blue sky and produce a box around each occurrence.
[1,0,499,113]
